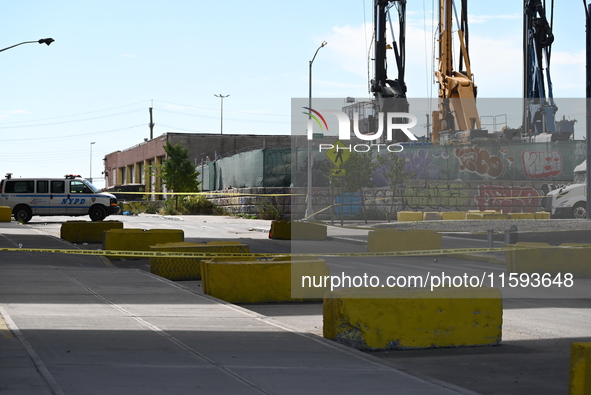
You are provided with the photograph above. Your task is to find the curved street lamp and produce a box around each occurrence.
[305,41,327,220]
[0,38,54,53]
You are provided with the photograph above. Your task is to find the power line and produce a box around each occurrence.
[0,109,145,129]
[157,108,289,124]
[0,124,145,143]
[153,99,290,117]
[0,100,149,125]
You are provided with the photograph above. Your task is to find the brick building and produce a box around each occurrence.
[102,132,291,194]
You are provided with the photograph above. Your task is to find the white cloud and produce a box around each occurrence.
[322,22,434,96]
[467,13,521,24]
[0,109,31,120]
[323,23,374,78]
[317,80,367,89]
[551,50,585,66]
[468,35,523,97]
[548,50,586,97]
[318,16,584,99]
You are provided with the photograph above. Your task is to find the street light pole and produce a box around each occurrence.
[214,94,230,134]
[89,142,95,183]
[585,2,591,219]
[0,38,54,53]
[305,41,327,220]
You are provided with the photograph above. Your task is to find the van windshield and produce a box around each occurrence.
[574,171,586,184]
[83,181,101,193]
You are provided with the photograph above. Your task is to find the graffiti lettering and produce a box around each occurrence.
[404,182,470,210]
[475,185,540,213]
[455,147,504,178]
[399,149,441,180]
[522,150,562,179]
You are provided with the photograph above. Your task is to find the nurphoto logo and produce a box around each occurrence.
[303,107,419,153]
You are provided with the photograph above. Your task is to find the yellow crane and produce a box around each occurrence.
[432,0,483,144]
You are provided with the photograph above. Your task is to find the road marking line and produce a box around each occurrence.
[0,307,65,395]
[0,314,14,339]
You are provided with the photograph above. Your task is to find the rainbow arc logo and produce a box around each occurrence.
[302,107,328,131]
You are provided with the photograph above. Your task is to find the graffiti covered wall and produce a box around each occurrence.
[385,140,586,183]
[198,140,585,218]
[289,140,586,218]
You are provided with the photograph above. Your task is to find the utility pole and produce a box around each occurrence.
[89,142,95,183]
[149,106,154,140]
[585,2,591,218]
[425,113,431,142]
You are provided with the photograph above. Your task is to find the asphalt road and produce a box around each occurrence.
[22,214,591,394]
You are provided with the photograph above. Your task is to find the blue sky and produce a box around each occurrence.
[0,1,587,188]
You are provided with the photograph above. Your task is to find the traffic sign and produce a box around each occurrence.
[331,168,346,176]
[325,140,351,168]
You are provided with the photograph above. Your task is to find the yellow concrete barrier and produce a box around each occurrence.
[569,342,591,395]
[0,206,11,222]
[482,213,509,220]
[149,241,250,280]
[508,213,535,219]
[535,211,551,219]
[506,243,591,277]
[397,211,423,222]
[103,229,184,252]
[367,229,442,252]
[60,220,124,243]
[323,287,502,350]
[466,212,484,219]
[466,210,498,220]
[423,212,442,221]
[441,211,468,220]
[269,221,327,240]
[201,256,329,303]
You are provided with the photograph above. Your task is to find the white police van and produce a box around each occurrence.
[0,174,119,223]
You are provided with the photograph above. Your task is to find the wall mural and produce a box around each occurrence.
[455,146,505,178]
[207,141,586,216]
[403,182,470,210]
[522,150,562,179]
[371,141,584,184]
[474,185,540,213]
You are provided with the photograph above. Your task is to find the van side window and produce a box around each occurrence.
[37,181,49,193]
[5,181,34,193]
[70,180,90,194]
[51,181,65,194]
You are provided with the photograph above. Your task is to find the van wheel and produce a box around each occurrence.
[13,206,32,223]
[572,202,587,219]
[89,205,107,222]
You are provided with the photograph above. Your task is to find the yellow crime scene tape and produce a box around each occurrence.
[111,191,304,196]
[0,246,519,259]
[111,191,547,199]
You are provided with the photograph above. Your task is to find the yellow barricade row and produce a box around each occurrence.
[0,246,518,259]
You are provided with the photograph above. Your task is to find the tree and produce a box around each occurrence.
[329,152,376,193]
[160,142,200,209]
[376,152,413,221]
[329,152,377,223]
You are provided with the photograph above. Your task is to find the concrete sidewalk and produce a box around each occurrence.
[0,221,474,395]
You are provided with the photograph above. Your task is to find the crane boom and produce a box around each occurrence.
[523,0,558,137]
[371,0,406,101]
[432,0,483,143]
[370,0,411,142]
